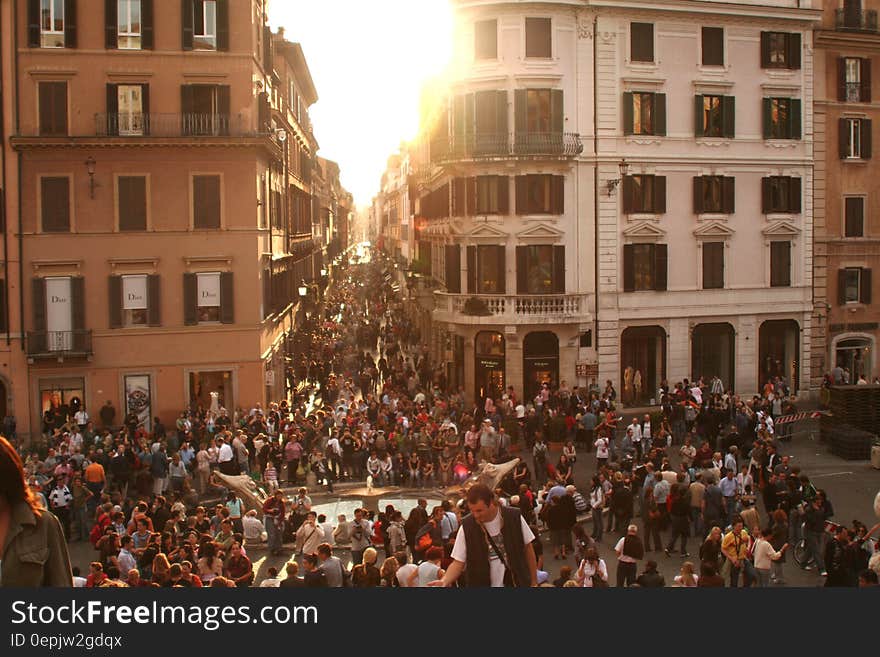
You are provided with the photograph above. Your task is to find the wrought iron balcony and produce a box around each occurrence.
[27,330,93,359]
[835,8,879,32]
[434,291,590,324]
[93,113,252,138]
[430,132,582,163]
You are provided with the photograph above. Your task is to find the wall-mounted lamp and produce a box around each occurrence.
[85,156,97,199]
[606,159,629,197]
[320,268,327,277]
[298,282,308,298]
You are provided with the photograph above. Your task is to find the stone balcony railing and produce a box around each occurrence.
[433,291,591,324]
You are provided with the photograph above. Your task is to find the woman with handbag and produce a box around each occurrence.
[576,547,608,588]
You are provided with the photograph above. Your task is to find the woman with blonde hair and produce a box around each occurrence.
[351,546,381,587]
[151,553,171,586]
[674,561,699,587]
[699,526,724,573]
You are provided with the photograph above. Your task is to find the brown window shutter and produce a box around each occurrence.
[861,268,872,304]
[27,0,40,47]
[141,0,154,49]
[497,177,510,215]
[39,82,68,136]
[496,90,508,137]
[106,83,119,136]
[722,96,736,138]
[467,177,477,216]
[182,0,194,50]
[862,119,872,159]
[118,176,147,231]
[105,0,118,49]
[622,176,634,214]
[452,178,464,217]
[181,85,195,135]
[216,0,230,51]
[838,269,847,305]
[71,276,85,336]
[722,177,736,214]
[183,273,197,325]
[445,246,461,293]
[654,93,666,136]
[790,99,802,139]
[495,246,506,294]
[623,92,634,135]
[193,175,221,229]
[108,276,122,328]
[654,176,666,214]
[693,176,704,213]
[32,277,46,332]
[838,58,848,102]
[623,244,635,292]
[514,89,527,137]
[861,58,872,102]
[760,32,771,67]
[217,85,231,135]
[653,244,668,291]
[553,176,564,214]
[693,95,704,137]
[788,33,801,70]
[466,246,477,294]
[761,177,772,214]
[41,177,70,232]
[551,89,564,135]
[515,176,527,215]
[553,245,565,294]
[0,283,6,333]
[762,98,773,139]
[147,274,161,326]
[64,0,77,48]
[789,177,802,213]
[516,246,528,294]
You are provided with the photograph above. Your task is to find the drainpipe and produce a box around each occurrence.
[593,15,600,379]
[0,3,8,345]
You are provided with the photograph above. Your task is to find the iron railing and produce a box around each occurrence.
[27,330,93,358]
[93,113,251,137]
[835,8,879,32]
[430,132,582,162]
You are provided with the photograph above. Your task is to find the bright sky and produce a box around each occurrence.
[269,1,454,207]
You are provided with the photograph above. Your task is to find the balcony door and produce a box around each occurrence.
[118,84,144,135]
[45,277,72,351]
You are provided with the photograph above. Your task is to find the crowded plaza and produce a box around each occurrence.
[1,246,879,589]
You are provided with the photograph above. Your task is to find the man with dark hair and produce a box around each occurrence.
[430,484,537,587]
[302,553,327,587]
[317,542,347,587]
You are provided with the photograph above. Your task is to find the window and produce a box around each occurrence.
[196,272,220,322]
[514,88,563,153]
[118,176,147,231]
[41,176,70,232]
[760,32,801,70]
[193,175,221,229]
[693,176,735,214]
[839,57,871,103]
[839,267,872,304]
[516,245,564,294]
[40,0,65,48]
[526,89,551,133]
[845,197,865,237]
[630,23,654,63]
[702,27,724,66]
[116,84,145,135]
[622,175,666,214]
[515,175,564,215]
[467,246,506,294]
[579,331,592,348]
[117,0,141,49]
[623,92,666,136]
[694,95,735,138]
[476,176,508,214]
[193,0,216,50]
[623,243,667,292]
[525,17,551,58]
[38,81,67,136]
[121,275,148,326]
[763,98,801,140]
[770,241,791,287]
[181,84,230,136]
[761,176,801,214]
[475,19,497,59]
[702,242,724,289]
[839,117,872,160]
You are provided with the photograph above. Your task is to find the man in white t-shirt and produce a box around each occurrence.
[431,484,537,588]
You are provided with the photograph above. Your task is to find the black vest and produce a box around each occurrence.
[461,506,531,588]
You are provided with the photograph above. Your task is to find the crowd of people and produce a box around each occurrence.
[2,246,879,589]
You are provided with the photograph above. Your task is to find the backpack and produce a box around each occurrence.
[414,521,436,552]
[573,492,589,514]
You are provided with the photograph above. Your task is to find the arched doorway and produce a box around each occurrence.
[692,323,735,391]
[621,326,666,406]
[759,319,800,393]
[835,336,873,382]
[523,331,559,401]
[474,331,505,403]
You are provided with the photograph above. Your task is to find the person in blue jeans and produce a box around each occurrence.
[589,476,604,541]
[802,493,834,576]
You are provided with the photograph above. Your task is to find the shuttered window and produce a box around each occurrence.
[694,95,735,138]
[693,176,735,214]
[38,81,68,136]
[525,17,551,58]
[475,19,497,59]
[839,118,872,160]
[844,197,865,237]
[515,175,564,214]
[702,242,724,289]
[622,92,666,136]
[761,177,801,214]
[838,268,872,305]
[193,175,221,229]
[516,245,565,294]
[622,175,666,214]
[702,27,724,66]
[622,243,667,292]
[41,177,71,232]
[118,176,147,231]
[770,241,792,287]
[763,98,802,140]
[630,22,654,63]
[760,32,801,70]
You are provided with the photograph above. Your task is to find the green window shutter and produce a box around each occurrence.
[467,246,477,294]
[71,277,85,334]
[108,276,122,328]
[861,58,872,102]
[861,268,872,304]
[32,277,46,332]
[693,177,704,214]
[497,176,510,215]
[147,274,161,326]
[515,176,527,215]
[790,99,802,139]
[788,33,801,70]
[465,93,475,152]
[445,246,461,294]
[496,90,508,138]
[495,246,506,294]
[553,176,564,214]
[722,96,736,138]
[654,244,668,291]
[514,89,527,136]
[622,176,634,214]
[106,84,119,136]
[789,177,802,213]
[467,177,477,216]
[761,177,772,214]
[838,58,848,102]
[553,245,565,294]
[622,244,635,293]
[722,177,736,214]
[762,98,772,139]
[654,176,666,214]
[760,32,770,68]
[654,93,666,136]
[551,89,564,134]
[623,92,634,135]
[694,95,704,137]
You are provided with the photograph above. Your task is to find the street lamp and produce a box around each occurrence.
[606,158,629,196]
[298,282,308,298]
[85,156,97,199]
[320,268,327,277]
